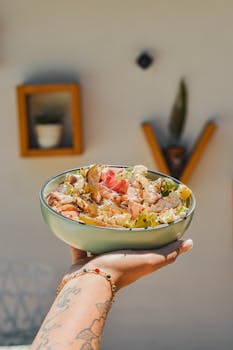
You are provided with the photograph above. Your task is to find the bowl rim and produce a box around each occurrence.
[40,165,196,232]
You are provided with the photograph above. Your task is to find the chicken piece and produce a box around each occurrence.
[122,186,143,203]
[76,196,90,211]
[99,200,129,219]
[98,183,121,204]
[65,174,77,184]
[61,210,79,219]
[128,201,144,219]
[142,184,161,205]
[48,191,74,204]
[56,204,78,212]
[47,193,58,206]
[151,192,181,212]
[86,164,102,203]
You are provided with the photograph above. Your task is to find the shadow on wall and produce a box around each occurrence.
[23,70,81,85]
[0,259,56,346]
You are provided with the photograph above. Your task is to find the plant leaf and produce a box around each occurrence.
[168,78,188,141]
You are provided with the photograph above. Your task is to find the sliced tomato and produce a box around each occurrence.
[112,179,129,194]
[101,170,118,188]
[101,169,115,181]
[101,169,129,193]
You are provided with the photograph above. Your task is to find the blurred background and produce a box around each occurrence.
[0,0,232,349]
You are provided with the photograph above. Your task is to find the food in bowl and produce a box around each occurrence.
[40,166,195,253]
[46,164,192,229]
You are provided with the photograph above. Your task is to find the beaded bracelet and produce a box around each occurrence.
[56,267,117,300]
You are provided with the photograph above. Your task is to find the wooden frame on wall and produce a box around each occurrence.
[142,121,217,183]
[17,83,82,157]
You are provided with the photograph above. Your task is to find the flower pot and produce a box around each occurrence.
[164,145,186,178]
[35,124,63,149]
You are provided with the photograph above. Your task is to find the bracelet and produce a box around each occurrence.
[56,267,117,300]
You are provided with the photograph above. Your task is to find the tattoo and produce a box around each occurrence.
[75,300,112,350]
[56,285,81,310]
[96,301,112,318]
[34,285,81,350]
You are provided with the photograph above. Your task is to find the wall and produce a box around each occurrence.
[0,0,232,349]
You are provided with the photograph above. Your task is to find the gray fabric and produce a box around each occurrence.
[0,346,30,349]
[0,260,55,345]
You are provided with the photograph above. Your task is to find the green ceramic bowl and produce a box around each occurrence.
[40,166,196,254]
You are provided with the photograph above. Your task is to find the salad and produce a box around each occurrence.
[46,164,192,229]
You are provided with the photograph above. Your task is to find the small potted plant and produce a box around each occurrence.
[164,78,188,178]
[34,113,64,149]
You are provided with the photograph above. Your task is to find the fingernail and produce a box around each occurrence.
[181,239,193,251]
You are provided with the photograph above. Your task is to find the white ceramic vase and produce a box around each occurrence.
[35,124,63,149]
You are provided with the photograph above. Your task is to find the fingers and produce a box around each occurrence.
[69,246,88,264]
[179,239,193,254]
[69,247,98,266]
[165,239,193,263]
[145,239,193,271]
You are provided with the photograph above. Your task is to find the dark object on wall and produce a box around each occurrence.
[136,51,154,69]
[165,78,188,177]
[168,78,188,143]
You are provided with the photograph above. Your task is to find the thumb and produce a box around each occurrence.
[70,246,88,264]
[148,239,193,270]
[160,239,193,264]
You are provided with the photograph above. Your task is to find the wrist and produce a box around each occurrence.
[58,266,117,300]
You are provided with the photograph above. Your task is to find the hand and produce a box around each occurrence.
[68,239,193,291]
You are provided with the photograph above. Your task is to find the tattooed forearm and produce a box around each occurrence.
[56,285,81,309]
[31,272,113,350]
[75,300,112,350]
[96,301,112,318]
[32,285,81,350]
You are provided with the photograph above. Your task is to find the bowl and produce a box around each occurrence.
[40,166,196,254]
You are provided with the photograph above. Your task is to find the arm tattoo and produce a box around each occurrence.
[33,285,81,350]
[56,285,81,310]
[75,300,112,350]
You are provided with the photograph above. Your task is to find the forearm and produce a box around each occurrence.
[31,273,113,350]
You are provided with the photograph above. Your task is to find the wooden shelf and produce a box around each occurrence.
[142,120,217,183]
[16,83,82,157]
[141,123,170,175]
[179,121,217,183]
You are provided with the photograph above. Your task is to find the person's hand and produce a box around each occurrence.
[67,239,193,291]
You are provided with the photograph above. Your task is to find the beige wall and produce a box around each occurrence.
[0,0,233,349]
